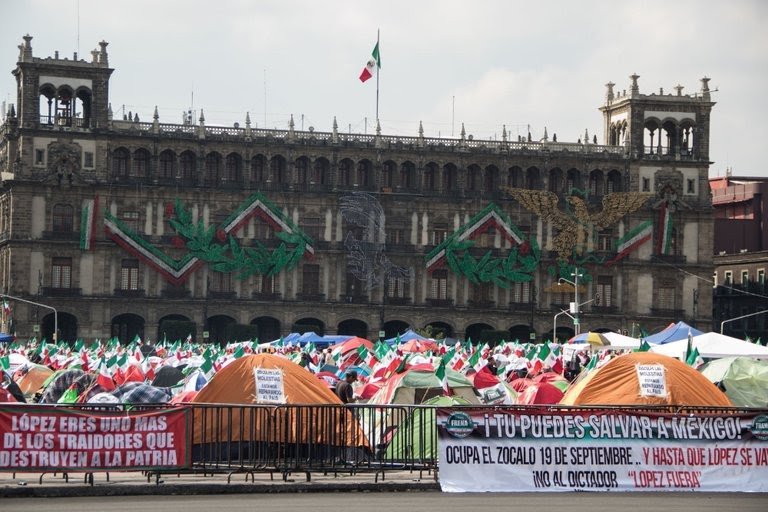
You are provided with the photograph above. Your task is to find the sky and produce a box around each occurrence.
[1,0,766,177]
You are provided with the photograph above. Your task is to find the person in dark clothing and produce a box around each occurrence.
[335,370,358,404]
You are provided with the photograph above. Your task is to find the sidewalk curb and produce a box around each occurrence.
[1,481,441,498]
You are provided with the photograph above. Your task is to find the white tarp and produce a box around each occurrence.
[650,332,768,360]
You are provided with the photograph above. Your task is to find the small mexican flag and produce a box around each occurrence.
[435,359,449,395]
[359,41,381,83]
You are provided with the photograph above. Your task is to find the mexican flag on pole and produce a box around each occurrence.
[359,41,381,83]
[686,347,704,369]
[607,220,653,266]
[435,359,450,395]
[96,358,116,391]
[357,345,379,368]
[656,202,673,255]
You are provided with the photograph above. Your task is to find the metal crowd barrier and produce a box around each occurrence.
[3,403,765,486]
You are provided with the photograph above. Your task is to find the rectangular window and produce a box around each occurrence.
[120,259,139,290]
[471,282,491,302]
[642,177,650,192]
[431,228,449,245]
[35,149,45,165]
[386,227,407,245]
[430,269,448,299]
[597,230,613,251]
[724,271,732,285]
[122,211,140,232]
[302,217,322,241]
[655,282,675,311]
[51,257,72,289]
[83,152,94,168]
[758,269,765,285]
[686,178,696,194]
[596,276,613,307]
[345,271,363,297]
[713,272,718,288]
[741,270,749,285]
[256,274,275,294]
[387,276,407,298]
[512,281,531,303]
[302,264,320,295]
[209,271,231,293]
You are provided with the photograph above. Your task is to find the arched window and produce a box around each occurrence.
[466,164,481,191]
[296,157,310,186]
[566,168,581,193]
[338,159,353,187]
[483,165,498,193]
[424,162,438,192]
[548,168,563,193]
[180,151,197,186]
[133,149,151,179]
[589,170,604,196]
[525,167,540,189]
[443,164,457,192]
[205,152,222,185]
[159,150,175,181]
[314,158,330,186]
[225,153,242,183]
[357,160,372,188]
[382,161,396,189]
[250,154,266,184]
[606,170,622,193]
[270,155,286,184]
[52,204,74,232]
[507,167,522,187]
[113,148,130,179]
[400,161,415,190]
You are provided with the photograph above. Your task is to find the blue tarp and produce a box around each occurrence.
[643,321,704,345]
[0,333,13,343]
[270,332,352,348]
[385,329,429,346]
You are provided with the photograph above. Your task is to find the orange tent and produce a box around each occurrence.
[560,352,732,407]
[191,354,368,448]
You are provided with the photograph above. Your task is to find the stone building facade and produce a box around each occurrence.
[0,35,715,343]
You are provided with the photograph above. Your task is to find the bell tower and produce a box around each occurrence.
[13,34,113,130]
[599,74,715,162]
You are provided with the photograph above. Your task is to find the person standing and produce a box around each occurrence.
[335,370,358,403]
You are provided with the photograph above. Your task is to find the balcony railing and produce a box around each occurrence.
[385,297,412,306]
[295,293,325,302]
[426,298,454,307]
[208,291,237,300]
[340,295,369,304]
[113,288,146,298]
[161,288,191,299]
[42,230,80,241]
[252,292,282,301]
[42,287,81,297]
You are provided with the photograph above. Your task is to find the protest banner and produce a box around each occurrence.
[0,406,190,471]
[437,408,768,492]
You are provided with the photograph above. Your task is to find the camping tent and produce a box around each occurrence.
[383,395,472,461]
[384,329,431,346]
[650,332,768,360]
[560,352,732,406]
[700,357,768,408]
[191,354,367,448]
[643,321,703,345]
[367,367,480,405]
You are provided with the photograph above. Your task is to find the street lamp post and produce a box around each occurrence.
[0,293,57,341]
[558,267,584,335]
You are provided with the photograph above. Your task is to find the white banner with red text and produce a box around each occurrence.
[437,408,768,492]
[0,406,191,471]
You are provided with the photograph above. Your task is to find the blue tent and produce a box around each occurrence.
[385,329,429,346]
[270,332,352,349]
[0,333,13,343]
[643,321,704,345]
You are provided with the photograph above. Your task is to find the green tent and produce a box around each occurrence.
[700,356,768,408]
[383,395,471,462]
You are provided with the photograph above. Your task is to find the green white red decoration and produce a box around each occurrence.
[425,203,540,288]
[104,192,314,285]
[606,220,652,267]
[80,197,99,251]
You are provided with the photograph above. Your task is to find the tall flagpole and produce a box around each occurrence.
[376,29,380,123]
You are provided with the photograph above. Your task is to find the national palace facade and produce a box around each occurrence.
[0,35,716,344]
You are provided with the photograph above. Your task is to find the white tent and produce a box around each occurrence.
[602,331,642,349]
[650,332,768,360]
